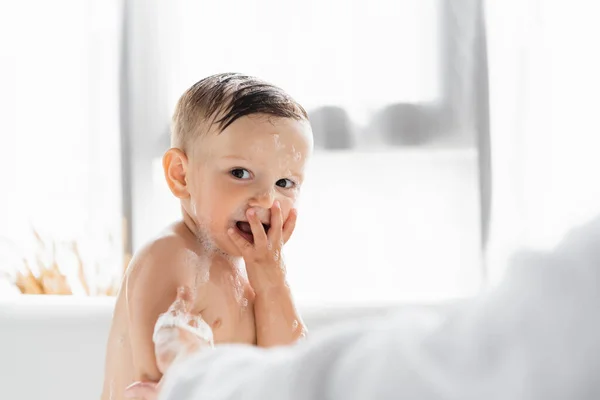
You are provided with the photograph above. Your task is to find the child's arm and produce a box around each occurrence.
[228,204,306,347]
[126,240,188,382]
[253,283,306,347]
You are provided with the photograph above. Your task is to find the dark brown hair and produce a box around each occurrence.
[171,72,308,149]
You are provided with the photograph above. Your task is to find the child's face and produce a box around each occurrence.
[186,115,313,256]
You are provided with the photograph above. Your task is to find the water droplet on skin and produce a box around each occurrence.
[292,320,299,331]
[242,298,248,307]
[294,152,302,161]
[230,274,244,304]
[189,251,211,291]
[299,330,307,339]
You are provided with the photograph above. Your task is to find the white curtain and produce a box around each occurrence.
[168,0,441,124]
[0,1,123,279]
[485,0,600,282]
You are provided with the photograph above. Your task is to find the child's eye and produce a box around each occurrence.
[231,168,251,180]
[276,178,295,189]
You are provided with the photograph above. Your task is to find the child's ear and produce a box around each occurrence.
[163,148,189,199]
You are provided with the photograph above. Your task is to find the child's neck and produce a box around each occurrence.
[178,207,245,271]
[181,206,200,237]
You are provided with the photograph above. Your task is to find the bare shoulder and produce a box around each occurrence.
[124,221,209,380]
[126,222,204,290]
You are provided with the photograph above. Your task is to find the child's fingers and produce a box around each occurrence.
[228,227,253,253]
[268,201,283,243]
[282,208,298,244]
[247,208,268,247]
[124,381,159,400]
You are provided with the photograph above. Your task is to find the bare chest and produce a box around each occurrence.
[196,274,256,345]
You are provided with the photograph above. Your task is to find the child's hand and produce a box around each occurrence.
[125,381,159,400]
[228,201,297,295]
[229,202,306,347]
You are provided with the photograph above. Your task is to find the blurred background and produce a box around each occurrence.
[3,2,600,399]
[1,0,599,307]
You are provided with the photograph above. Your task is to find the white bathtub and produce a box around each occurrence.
[0,296,405,400]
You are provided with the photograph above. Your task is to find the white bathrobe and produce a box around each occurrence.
[159,217,600,400]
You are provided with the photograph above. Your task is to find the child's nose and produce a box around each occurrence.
[248,189,275,210]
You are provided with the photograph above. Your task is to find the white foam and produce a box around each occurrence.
[153,310,214,346]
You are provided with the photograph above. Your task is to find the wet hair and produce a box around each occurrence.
[171,72,309,150]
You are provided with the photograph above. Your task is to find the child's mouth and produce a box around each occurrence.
[235,221,270,243]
